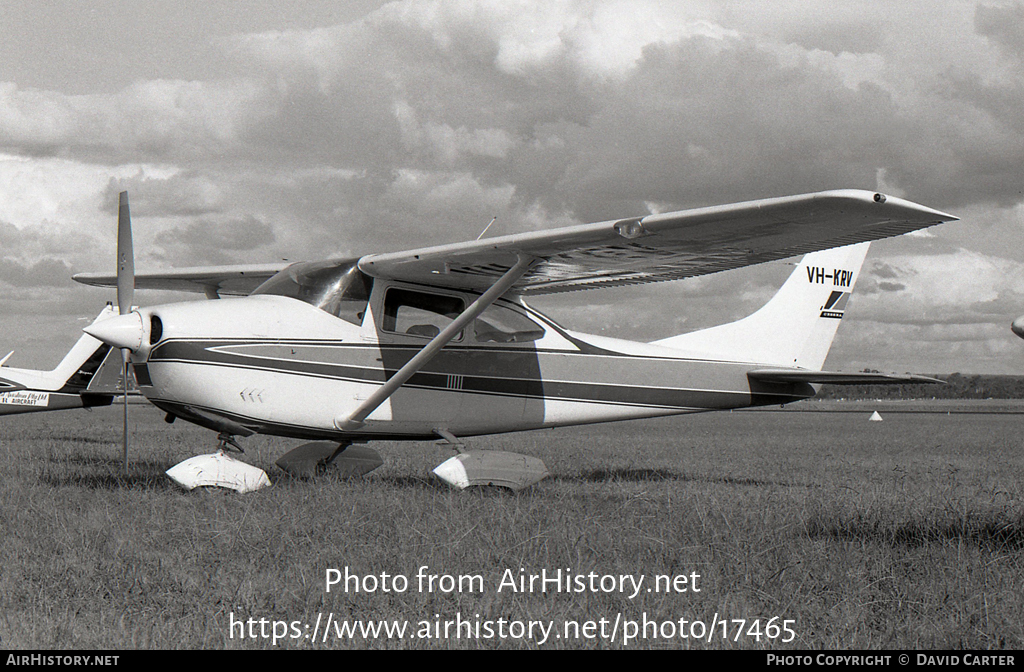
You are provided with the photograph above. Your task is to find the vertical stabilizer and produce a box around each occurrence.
[0,304,118,392]
[652,242,870,369]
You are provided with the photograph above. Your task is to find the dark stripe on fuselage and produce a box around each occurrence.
[146,338,811,411]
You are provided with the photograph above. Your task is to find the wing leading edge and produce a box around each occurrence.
[72,190,955,297]
[358,190,956,294]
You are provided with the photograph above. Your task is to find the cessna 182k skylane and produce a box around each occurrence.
[73,189,955,492]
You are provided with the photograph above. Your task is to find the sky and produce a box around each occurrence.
[1,0,1023,374]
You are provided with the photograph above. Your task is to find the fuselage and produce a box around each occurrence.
[111,263,815,442]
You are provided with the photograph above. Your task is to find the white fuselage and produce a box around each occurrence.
[123,281,812,442]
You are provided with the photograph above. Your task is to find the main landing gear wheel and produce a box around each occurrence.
[275,441,384,479]
[165,432,271,493]
[432,451,549,491]
[165,451,271,493]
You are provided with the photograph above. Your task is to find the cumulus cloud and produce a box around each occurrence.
[102,172,226,218]
[152,216,276,266]
[975,2,1024,61]
[212,0,1024,221]
[6,1,1023,223]
[0,79,265,163]
[0,257,71,287]
[853,249,1024,324]
[1,0,1023,372]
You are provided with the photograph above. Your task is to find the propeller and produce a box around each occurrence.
[83,191,146,476]
[1013,315,1024,340]
[116,191,134,475]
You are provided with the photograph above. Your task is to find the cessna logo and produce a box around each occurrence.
[807,266,854,288]
[820,291,850,319]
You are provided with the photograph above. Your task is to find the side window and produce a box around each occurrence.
[382,288,464,339]
[473,304,545,343]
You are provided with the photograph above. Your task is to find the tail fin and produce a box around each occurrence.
[652,242,870,369]
[0,304,119,393]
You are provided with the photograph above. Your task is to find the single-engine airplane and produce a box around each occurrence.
[1,305,126,416]
[73,189,956,491]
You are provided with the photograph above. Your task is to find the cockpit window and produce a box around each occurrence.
[382,288,464,340]
[252,259,373,326]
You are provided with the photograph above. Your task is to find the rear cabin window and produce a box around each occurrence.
[382,288,464,339]
[472,304,545,343]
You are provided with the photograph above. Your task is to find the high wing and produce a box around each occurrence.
[73,263,287,297]
[72,190,955,296]
[359,189,955,294]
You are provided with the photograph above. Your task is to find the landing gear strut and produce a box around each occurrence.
[217,432,245,452]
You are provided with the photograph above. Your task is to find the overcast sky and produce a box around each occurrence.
[1,0,1023,373]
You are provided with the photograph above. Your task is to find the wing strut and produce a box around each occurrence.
[334,255,537,432]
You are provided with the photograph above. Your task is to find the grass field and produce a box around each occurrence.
[1,403,1022,649]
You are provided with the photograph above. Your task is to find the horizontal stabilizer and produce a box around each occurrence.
[748,369,944,385]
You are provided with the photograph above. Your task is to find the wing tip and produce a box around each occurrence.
[806,189,957,222]
[71,272,110,287]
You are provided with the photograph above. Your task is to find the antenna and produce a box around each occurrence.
[476,216,497,241]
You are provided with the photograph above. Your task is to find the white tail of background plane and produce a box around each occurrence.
[653,242,870,370]
[0,304,123,414]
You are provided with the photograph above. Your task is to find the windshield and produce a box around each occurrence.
[252,259,373,326]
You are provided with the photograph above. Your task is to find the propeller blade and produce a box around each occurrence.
[122,349,130,476]
[115,190,133,476]
[116,191,134,316]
